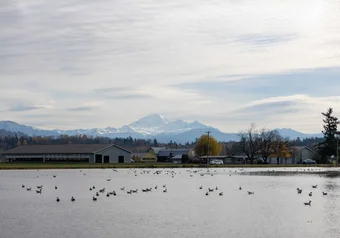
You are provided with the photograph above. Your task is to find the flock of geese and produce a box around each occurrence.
[296,184,329,206]
[20,168,332,206]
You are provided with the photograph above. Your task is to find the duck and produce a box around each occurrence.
[93,186,95,189]
[163,189,167,193]
[106,193,110,197]
[215,186,218,190]
[312,185,317,189]
[36,189,42,194]
[239,186,242,190]
[297,188,302,194]
[26,187,31,191]
[248,191,254,195]
[89,188,93,191]
[56,197,60,202]
[163,184,166,188]
[219,192,223,196]
[93,196,97,201]
[37,185,43,189]
[120,187,125,191]
[155,186,158,189]
[53,175,56,178]
[199,186,203,190]
[22,184,25,188]
[304,200,312,206]
[205,192,209,196]
[208,188,214,192]
[323,192,328,196]
[127,190,132,194]
[55,186,58,190]
[113,191,116,196]
[99,188,105,193]
[96,192,99,196]
[71,196,75,202]
[309,192,312,197]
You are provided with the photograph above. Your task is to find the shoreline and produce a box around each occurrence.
[0,163,338,170]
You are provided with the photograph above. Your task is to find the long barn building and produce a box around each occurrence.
[1,144,132,163]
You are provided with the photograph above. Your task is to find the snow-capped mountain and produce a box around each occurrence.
[0,115,323,143]
[126,114,211,135]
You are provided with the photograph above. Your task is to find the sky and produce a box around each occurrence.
[1,0,340,133]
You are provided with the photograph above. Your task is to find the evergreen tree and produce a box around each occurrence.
[320,108,339,162]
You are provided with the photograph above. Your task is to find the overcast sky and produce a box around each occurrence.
[1,0,340,133]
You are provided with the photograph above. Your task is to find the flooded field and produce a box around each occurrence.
[0,167,340,238]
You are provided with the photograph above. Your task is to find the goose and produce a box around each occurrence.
[208,188,214,192]
[113,191,116,196]
[99,188,105,193]
[163,185,166,188]
[22,184,25,188]
[56,197,60,202]
[248,191,254,195]
[90,188,93,191]
[312,185,317,189]
[297,188,302,194]
[106,193,110,197]
[304,200,312,206]
[219,192,223,196]
[93,196,97,201]
[93,186,95,189]
[309,192,312,197]
[142,189,148,192]
[26,187,32,191]
[37,185,43,189]
[36,189,42,194]
[239,186,242,190]
[71,196,75,202]
[199,186,203,190]
[163,189,167,193]
[155,186,158,189]
[96,192,99,196]
[323,192,328,196]
[132,189,138,193]
[53,175,56,178]
[55,186,58,190]
[107,179,111,182]
[215,186,218,190]
[127,190,132,194]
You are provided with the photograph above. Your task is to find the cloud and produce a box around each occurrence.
[67,106,93,112]
[1,0,340,133]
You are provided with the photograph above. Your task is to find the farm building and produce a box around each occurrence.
[1,144,132,163]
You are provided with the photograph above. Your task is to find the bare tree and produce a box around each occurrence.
[238,123,261,164]
[259,129,280,163]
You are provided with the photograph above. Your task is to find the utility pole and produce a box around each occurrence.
[206,131,211,166]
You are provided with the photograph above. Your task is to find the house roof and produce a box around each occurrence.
[3,144,132,155]
[290,146,316,153]
[158,148,190,157]
[149,147,167,154]
[171,154,183,159]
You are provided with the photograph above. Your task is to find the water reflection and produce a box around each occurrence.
[0,168,339,238]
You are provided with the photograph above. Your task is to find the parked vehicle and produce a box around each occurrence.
[302,159,316,164]
[210,159,223,165]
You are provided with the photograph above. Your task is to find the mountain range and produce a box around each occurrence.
[0,114,323,143]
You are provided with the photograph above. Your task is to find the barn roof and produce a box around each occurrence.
[3,144,132,155]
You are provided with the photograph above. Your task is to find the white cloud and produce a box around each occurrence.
[1,0,340,132]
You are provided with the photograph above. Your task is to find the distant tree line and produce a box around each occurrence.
[0,132,188,153]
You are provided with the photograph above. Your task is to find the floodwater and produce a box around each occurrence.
[0,167,340,238]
